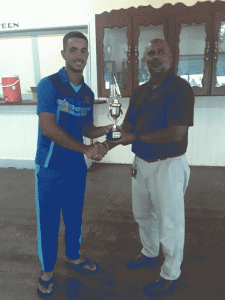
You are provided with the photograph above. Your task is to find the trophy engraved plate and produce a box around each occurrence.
[106,77,123,141]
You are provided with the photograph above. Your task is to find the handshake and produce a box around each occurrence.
[83,124,137,161]
[84,142,109,161]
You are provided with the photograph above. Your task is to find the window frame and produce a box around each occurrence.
[211,10,225,96]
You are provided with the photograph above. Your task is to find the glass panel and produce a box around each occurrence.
[178,23,206,87]
[103,27,128,90]
[38,33,87,81]
[138,25,164,85]
[216,22,225,87]
[0,37,35,101]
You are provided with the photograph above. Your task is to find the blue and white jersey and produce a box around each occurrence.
[35,67,94,170]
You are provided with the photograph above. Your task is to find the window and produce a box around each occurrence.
[0,36,35,101]
[178,24,206,88]
[0,26,88,104]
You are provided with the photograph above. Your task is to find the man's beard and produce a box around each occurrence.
[71,68,83,74]
[147,61,170,77]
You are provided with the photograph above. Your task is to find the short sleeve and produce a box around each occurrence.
[166,80,195,126]
[37,77,57,115]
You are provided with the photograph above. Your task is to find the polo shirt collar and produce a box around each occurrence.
[59,67,85,84]
[148,69,172,90]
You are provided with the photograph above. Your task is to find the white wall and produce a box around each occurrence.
[0,115,38,160]
[186,96,225,166]
[0,2,93,30]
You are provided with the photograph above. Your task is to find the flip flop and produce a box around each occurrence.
[65,257,99,275]
[37,275,56,299]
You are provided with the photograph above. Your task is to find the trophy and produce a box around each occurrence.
[106,77,123,141]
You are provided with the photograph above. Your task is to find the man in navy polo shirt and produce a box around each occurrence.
[35,31,112,298]
[104,39,195,296]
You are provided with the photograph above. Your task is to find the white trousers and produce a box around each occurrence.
[132,154,190,280]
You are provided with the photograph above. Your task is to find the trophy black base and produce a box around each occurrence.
[106,131,121,141]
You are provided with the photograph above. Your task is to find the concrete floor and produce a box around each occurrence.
[0,164,225,300]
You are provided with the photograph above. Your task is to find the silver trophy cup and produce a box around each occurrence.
[106,77,123,141]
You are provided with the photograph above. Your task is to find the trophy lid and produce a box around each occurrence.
[111,98,121,106]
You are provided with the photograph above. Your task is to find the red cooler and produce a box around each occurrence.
[2,76,22,103]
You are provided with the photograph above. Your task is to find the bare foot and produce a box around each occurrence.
[67,256,97,271]
[38,271,54,294]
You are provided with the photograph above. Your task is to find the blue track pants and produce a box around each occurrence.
[35,164,87,272]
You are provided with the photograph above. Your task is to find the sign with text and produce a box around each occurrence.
[0,23,19,30]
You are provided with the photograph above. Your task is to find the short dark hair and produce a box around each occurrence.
[63,31,88,50]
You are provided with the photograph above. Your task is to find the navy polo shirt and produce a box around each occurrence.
[35,67,94,170]
[124,70,195,160]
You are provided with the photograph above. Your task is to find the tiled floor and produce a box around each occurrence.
[0,163,225,299]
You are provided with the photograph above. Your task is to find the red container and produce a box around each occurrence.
[2,76,22,103]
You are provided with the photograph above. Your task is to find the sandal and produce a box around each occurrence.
[65,257,99,275]
[37,274,56,298]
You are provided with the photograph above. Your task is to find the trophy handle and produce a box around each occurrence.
[107,107,114,123]
[107,112,112,123]
[117,107,123,122]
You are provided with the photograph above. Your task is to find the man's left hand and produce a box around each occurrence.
[112,126,136,146]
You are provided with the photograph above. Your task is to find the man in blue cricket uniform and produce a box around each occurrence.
[35,31,111,298]
[103,39,195,296]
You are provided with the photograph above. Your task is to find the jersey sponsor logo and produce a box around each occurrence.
[58,99,70,112]
[57,99,91,116]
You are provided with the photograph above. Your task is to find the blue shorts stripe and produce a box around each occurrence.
[44,141,55,168]
[35,164,44,270]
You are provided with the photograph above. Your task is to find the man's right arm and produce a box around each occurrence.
[38,112,107,159]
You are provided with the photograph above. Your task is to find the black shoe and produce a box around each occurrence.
[126,254,161,270]
[144,276,179,296]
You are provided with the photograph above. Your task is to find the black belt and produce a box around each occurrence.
[142,154,182,163]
